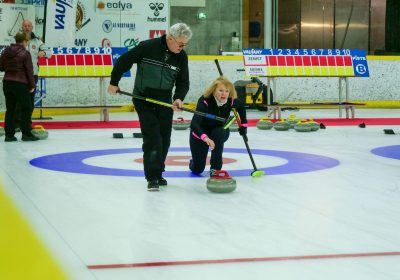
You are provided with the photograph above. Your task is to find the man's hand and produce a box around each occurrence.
[29,88,35,93]
[38,51,46,58]
[172,99,183,112]
[107,85,119,95]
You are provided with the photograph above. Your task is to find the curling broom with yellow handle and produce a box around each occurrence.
[232,108,265,177]
[118,90,228,123]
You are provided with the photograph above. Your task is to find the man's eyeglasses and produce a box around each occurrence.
[171,36,188,48]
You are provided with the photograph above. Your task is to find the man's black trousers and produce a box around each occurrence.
[135,102,173,181]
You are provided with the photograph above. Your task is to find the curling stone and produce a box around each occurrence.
[307,119,320,131]
[256,118,273,130]
[287,114,299,129]
[31,125,49,139]
[172,117,190,130]
[0,126,4,137]
[294,120,312,132]
[274,119,290,131]
[206,170,236,193]
[229,122,239,132]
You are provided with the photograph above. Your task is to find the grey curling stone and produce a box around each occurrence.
[31,125,49,139]
[256,120,273,130]
[287,119,299,129]
[0,126,5,137]
[172,118,190,130]
[274,121,290,131]
[229,123,239,132]
[308,121,320,131]
[294,122,312,132]
[206,177,237,193]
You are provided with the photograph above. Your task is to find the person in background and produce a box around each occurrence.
[15,19,52,128]
[0,32,38,142]
[107,23,192,191]
[189,76,248,177]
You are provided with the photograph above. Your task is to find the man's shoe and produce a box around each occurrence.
[21,134,39,141]
[5,136,17,142]
[147,180,160,191]
[158,177,168,186]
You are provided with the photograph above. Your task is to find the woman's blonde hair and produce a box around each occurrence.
[203,76,237,99]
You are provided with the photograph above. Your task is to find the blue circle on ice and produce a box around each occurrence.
[30,147,340,177]
[371,145,400,160]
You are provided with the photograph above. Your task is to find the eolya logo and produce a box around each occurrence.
[149,2,164,16]
[97,1,133,11]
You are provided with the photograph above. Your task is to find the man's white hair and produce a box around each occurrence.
[168,23,192,39]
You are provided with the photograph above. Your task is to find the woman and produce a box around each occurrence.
[189,76,248,177]
[0,32,38,142]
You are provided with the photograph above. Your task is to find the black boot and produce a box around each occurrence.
[5,135,17,142]
[147,180,159,191]
[22,133,39,141]
[158,177,168,186]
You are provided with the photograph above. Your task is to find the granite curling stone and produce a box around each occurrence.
[287,114,299,129]
[229,122,239,132]
[256,117,273,130]
[172,117,190,130]
[307,119,320,131]
[273,119,291,131]
[31,125,49,139]
[294,120,312,132]
[206,170,237,193]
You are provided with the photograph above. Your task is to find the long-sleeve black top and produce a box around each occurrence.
[110,35,189,103]
[190,96,247,139]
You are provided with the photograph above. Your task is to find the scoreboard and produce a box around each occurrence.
[38,47,130,77]
[242,49,369,78]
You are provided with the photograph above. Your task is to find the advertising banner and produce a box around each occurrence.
[1,1,169,49]
[75,0,169,48]
[0,3,34,45]
[45,0,77,47]
[33,0,46,39]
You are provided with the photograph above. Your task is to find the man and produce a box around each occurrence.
[22,20,52,81]
[15,19,51,127]
[108,23,192,191]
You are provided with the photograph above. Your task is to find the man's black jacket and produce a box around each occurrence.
[110,35,189,103]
